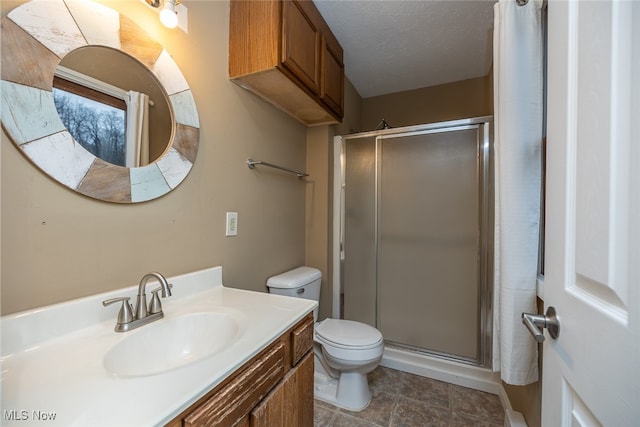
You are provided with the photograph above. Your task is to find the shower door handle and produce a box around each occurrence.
[522,306,560,342]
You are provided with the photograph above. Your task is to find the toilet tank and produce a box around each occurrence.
[266,267,322,320]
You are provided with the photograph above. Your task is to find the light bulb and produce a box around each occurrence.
[160,0,178,29]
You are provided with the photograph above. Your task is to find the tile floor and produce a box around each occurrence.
[314,366,505,427]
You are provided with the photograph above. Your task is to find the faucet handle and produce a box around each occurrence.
[103,297,134,325]
[149,284,173,314]
[151,283,173,297]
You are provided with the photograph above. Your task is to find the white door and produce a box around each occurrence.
[543,0,640,425]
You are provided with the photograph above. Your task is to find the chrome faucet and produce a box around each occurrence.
[135,272,172,319]
[103,272,173,332]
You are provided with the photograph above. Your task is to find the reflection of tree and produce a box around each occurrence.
[53,90,126,166]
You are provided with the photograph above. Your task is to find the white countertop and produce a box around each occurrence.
[0,267,317,426]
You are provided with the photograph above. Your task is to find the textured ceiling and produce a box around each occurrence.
[314,0,495,98]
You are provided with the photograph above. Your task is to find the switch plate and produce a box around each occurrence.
[226,212,238,236]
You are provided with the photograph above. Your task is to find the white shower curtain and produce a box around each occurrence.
[493,0,544,385]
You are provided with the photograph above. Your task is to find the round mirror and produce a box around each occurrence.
[1,0,200,203]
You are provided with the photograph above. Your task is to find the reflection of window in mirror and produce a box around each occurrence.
[53,76,127,166]
[52,65,152,168]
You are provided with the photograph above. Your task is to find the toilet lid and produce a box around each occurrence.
[315,319,383,349]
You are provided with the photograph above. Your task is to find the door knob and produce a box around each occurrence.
[522,306,560,342]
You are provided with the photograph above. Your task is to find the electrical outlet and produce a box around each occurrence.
[226,212,238,236]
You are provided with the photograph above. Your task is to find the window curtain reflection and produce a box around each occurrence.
[125,91,150,167]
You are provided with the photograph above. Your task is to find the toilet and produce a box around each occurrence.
[266,266,384,411]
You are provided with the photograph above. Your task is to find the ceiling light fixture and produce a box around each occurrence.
[160,0,179,29]
[144,0,181,29]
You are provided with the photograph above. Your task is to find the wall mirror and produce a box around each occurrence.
[1,0,200,203]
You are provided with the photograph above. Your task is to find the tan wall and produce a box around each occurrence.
[305,126,332,320]
[336,79,363,136]
[304,78,362,320]
[504,378,542,427]
[1,0,309,314]
[361,75,493,131]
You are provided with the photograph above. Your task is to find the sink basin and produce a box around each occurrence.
[104,312,241,377]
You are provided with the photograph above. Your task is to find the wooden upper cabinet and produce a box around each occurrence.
[229,0,344,126]
[281,0,321,94]
[321,34,344,118]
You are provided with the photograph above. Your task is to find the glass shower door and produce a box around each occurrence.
[341,119,492,365]
[377,128,481,361]
[343,136,377,326]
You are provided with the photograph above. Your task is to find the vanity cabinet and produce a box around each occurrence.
[229,0,344,126]
[250,352,313,426]
[166,312,314,427]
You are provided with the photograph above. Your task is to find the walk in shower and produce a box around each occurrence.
[335,117,493,367]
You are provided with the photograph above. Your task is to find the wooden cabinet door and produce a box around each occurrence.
[281,0,320,95]
[250,352,314,427]
[183,342,286,427]
[291,314,314,366]
[321,35,344,117]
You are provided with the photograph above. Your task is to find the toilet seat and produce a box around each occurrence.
[315,319,383,350]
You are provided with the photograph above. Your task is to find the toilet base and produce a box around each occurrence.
[313,370,372,412]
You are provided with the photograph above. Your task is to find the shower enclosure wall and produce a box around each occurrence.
[337,117,493,367]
